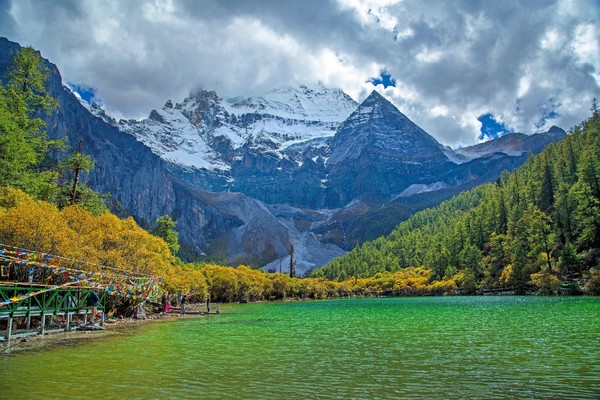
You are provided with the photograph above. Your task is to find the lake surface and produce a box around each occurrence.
[1,296,599,399]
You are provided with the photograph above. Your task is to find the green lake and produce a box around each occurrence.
[1,296,599,399]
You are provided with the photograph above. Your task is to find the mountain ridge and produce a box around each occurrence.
[0,37,566,275]
[455,126,566,161]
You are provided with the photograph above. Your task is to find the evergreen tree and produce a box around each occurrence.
[539,156,555,213]
[496,190,508,234]
[570,181,600,250]
[61,139,95,205]
[0,47,61,197]
[460,243,483,280]
[481,233,510,287]
[524,206,556,272]
[152,215,180,256]
[313,105,600,293]
[559,242,580,278]
[425,242,450,279]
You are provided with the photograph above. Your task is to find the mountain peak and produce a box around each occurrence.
[547,125,566,135]
[361,90,393,109]
[365,89,386,101]
[225,83,357,124]
[349,90,414,124]
[455,125,566,161]
[327,90,446,166]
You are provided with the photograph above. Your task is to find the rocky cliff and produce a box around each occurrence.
[0,38,566,276]
[0,38,299,265]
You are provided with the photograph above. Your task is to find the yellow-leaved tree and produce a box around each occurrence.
[0,187,207,297]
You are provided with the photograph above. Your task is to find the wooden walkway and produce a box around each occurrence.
[0,282,105,347]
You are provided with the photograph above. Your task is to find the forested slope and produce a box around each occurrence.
[313,108,600,294]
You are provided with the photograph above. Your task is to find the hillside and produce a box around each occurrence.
[312,110,600,294]
[0,38,566,274]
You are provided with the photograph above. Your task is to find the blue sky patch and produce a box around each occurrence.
[370,71,396,88]
[536,101,559,129]
[478,113,511,141]
[68,83,97,104]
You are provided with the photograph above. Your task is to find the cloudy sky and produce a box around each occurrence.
[1,0,599,147]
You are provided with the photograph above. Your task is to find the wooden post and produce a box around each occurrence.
[289,243,296,278]
[26,297,31,330]
[7,316,13,346]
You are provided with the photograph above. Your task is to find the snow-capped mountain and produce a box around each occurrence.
[117,83,357,174]
[2,33,564,274]
[109,81,565,218]
[454,125,566,162]
[324,91,457,205]
[328,91,449,165]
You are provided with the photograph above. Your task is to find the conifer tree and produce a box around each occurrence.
[0,47,60,196]
[539,156,555,213]
[152,215,180,256]
[60,139,95,205]
[313,105,600,292]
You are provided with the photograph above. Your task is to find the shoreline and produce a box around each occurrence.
[4,294,592,355]
[0,306,210,356]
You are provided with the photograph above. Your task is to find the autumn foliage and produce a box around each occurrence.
[0,187,461,301]
[201,264,456,302]
[0,187,206,294]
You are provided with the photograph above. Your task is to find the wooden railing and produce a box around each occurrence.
[0,282,105,346]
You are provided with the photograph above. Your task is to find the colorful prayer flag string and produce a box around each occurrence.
[0,243,163,306]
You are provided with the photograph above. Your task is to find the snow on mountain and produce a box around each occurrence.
[396,182,450,198]
[454,133,530,162]
[454,126,566,162]
[65,85,117,126]
[114,83,358,171]
[327,91,449,166]
[225,83,357,122]
[118,101,231,171]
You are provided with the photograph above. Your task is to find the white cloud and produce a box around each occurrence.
[430,105,449,117]
[0,0,598,147]
[517,75,531,98]
[572,23,600,85]
[415,48,443,63]
[394,27,415,40]
[540,30,561,50]
[337,0,402,30]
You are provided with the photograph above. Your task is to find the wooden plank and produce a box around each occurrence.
[1,308,102,319]
[8,330,41,339]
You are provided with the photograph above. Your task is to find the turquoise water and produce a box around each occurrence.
[1,296,599,399]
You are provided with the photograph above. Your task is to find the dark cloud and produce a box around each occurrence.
[0,0,598,146]
[0,0,16,38]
